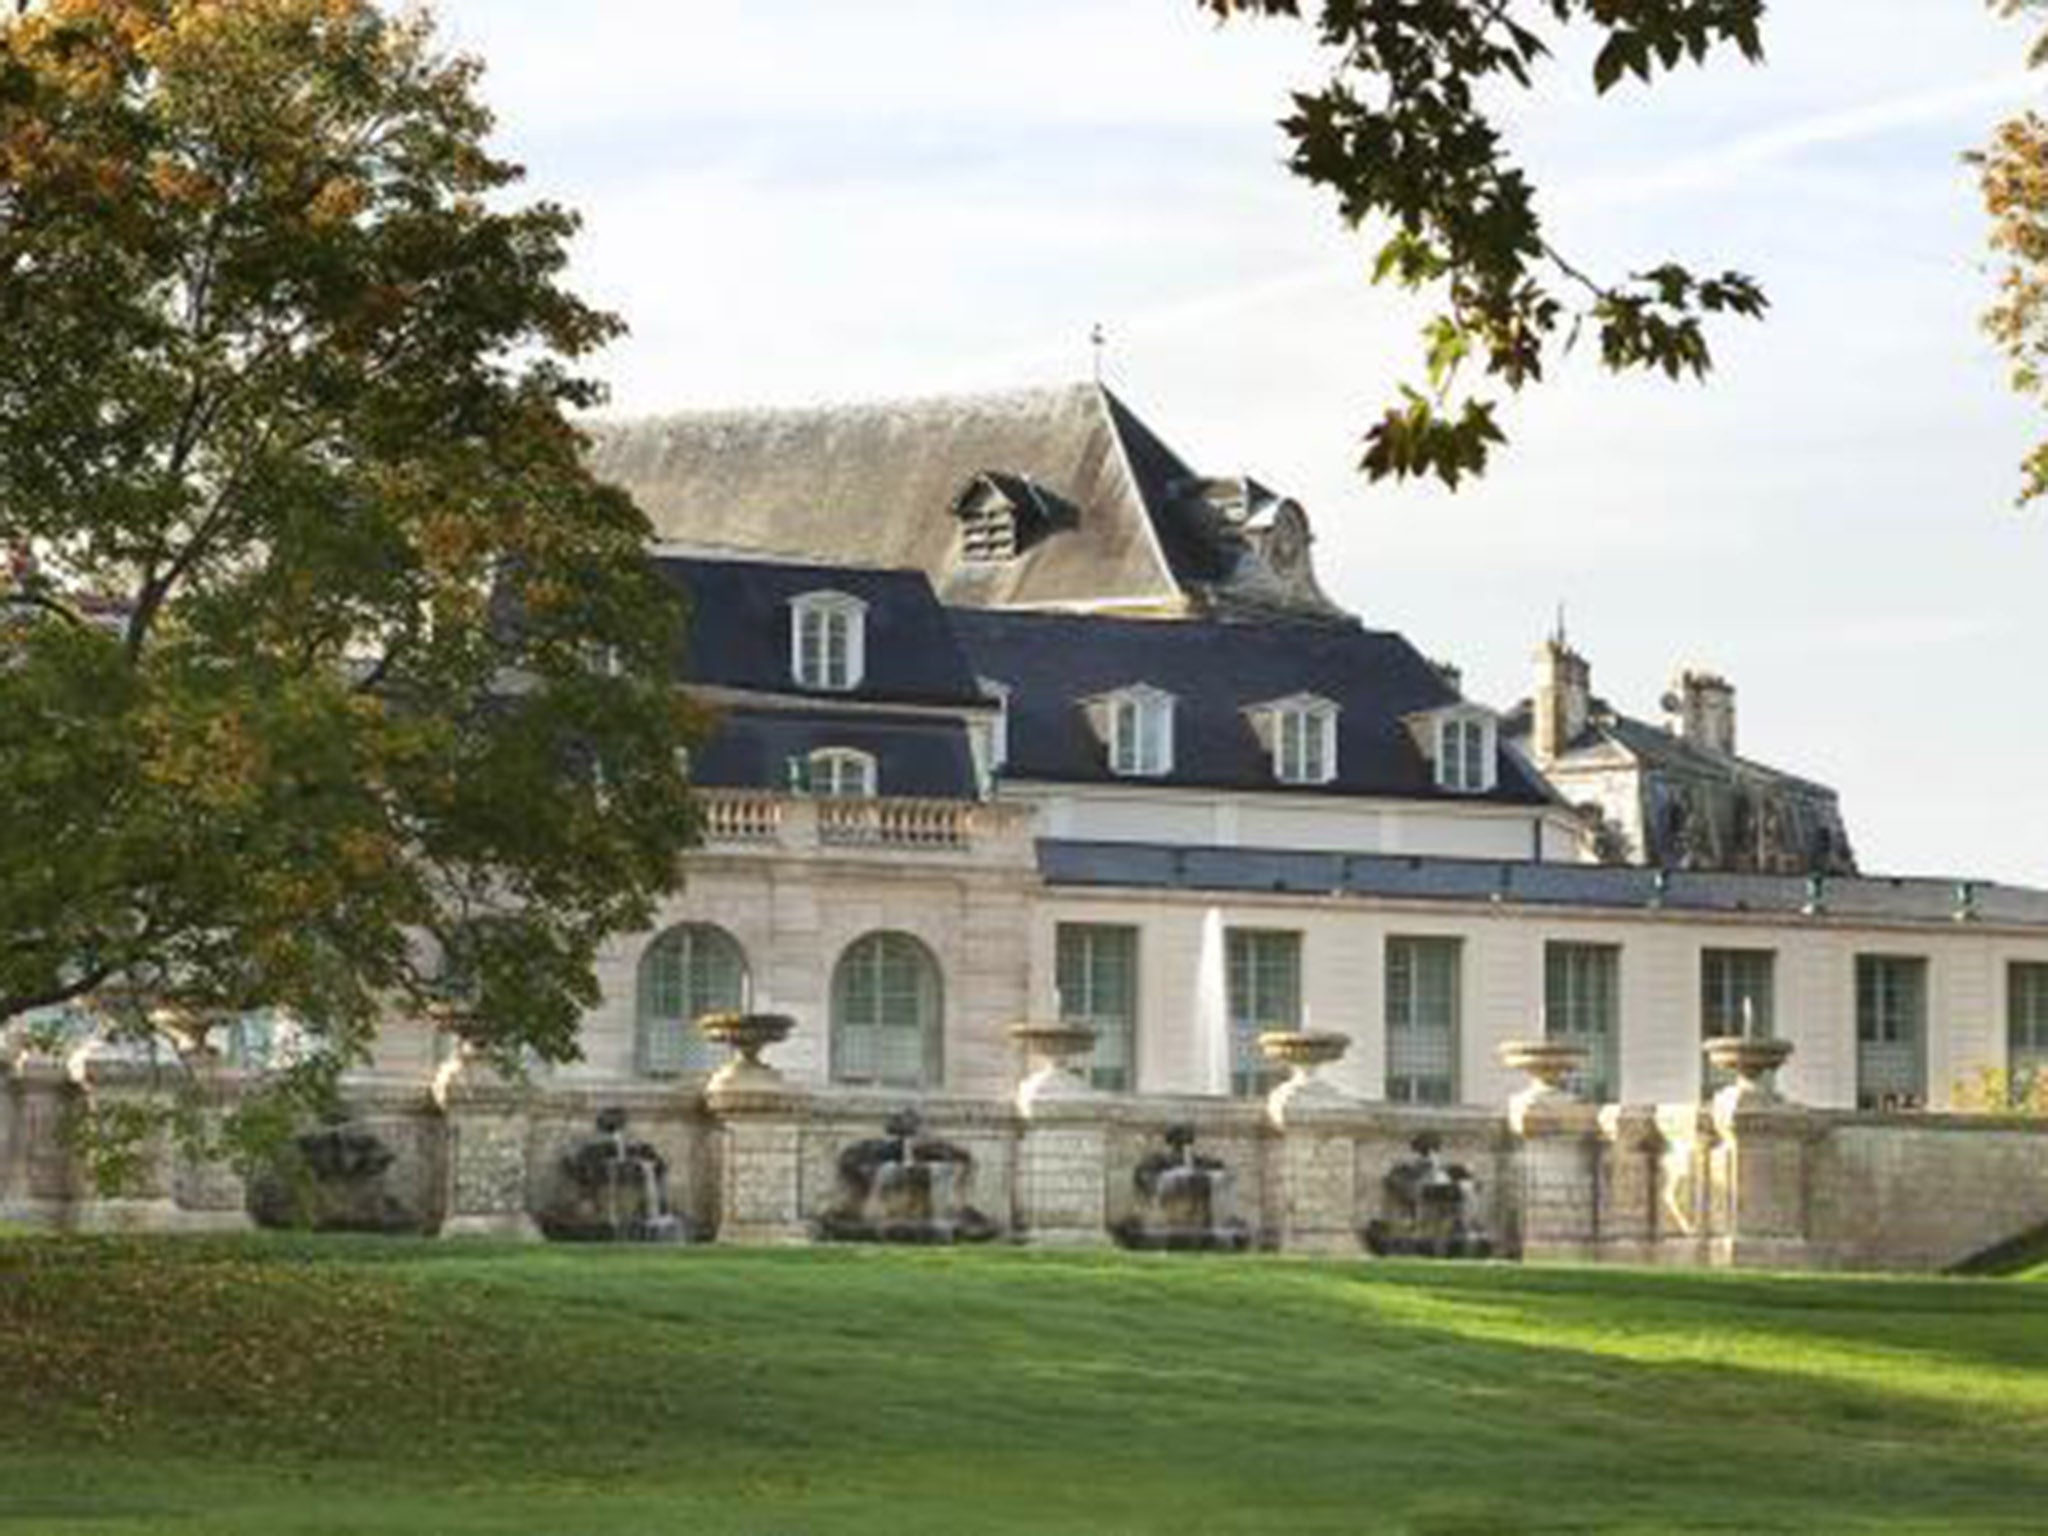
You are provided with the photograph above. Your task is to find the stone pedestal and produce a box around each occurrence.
[1262,1032,1359,1255]
[434,1065,541,1241]
[170,1066,255,1234]
[1706,1093,1817,1269]
[1009,1022,1109,1247]
[1269,1122,1359,1256]
[706,1077,810,1245]
[1511,1098,1604,1262]
[1015,1102,1108,1248]
[1595,1105,1665,1263]
[61,1059,187,1234]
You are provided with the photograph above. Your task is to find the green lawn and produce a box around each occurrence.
[3,1238,2046,1535]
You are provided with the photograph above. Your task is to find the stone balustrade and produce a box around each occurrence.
[696,790,1032,861]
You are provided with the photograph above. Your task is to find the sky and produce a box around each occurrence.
[433,0,2047,885]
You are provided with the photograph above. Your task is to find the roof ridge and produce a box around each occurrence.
[587,380,1102,434]
[1088,382,1186,603]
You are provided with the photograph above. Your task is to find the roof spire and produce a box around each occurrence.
[1090,321,1106,384]
[1553,600,1569,650]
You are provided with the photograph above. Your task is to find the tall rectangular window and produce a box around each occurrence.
[1545,942,1620,1102]
[1856,955,1927,1110]
[1700,948,1775,1096]
[2011,962,2048,1097]
[1056,924,1138,1092]
[1227,928,1300,1098]
[1386,936,1460,1104]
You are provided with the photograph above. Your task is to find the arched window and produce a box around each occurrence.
[636,923,749,1076]
[831,931,943,1089]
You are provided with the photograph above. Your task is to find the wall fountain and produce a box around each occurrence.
[817,1109,999,1244]
[1112,1124,1251,1251]
[538,1106,691,1243]
[1362,1131,1493,1258]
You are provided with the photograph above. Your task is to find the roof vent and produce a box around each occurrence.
[951,472,1069,563]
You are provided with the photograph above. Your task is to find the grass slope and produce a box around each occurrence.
[3,1238,2047,1535]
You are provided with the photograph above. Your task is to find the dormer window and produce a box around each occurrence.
[808,748,875,799]
[951,472,1068,563]
[790,590,866,691]
[1249,694,1339,786]
[1437,714,1496,794]
[1100,685,1175,778]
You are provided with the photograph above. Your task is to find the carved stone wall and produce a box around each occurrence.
[9,1058,2048,1274]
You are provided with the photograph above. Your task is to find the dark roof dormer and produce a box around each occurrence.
[951,471,1070,564]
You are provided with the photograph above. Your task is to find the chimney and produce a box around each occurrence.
[1531,636,1590,764]
[1665,669,1736,757]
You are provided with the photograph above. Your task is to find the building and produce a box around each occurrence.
[17,381,2048,1270]
[480,382,2048,1116]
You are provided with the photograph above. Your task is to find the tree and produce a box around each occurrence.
[1203,0,1770,486]
[0,2,696,1103]
[1980,1,2048,504]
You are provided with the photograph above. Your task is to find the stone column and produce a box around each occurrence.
[702,1014,811,1245]
[1263,1031,1360,1257]
[433,1056,541,1241]
[1012,1024,1109,1247]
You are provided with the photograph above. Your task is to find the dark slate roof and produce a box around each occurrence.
[1500,699,1835,797]
[1037,841,2048,928]
[951,609,1554,806]
[593,384,1187,612]
[695,707,977,800]
[1601,714,1835,798]
[654,555,985,708]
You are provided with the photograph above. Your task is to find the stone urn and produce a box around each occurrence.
[1009,1021,1098,1112]
[1704,1035,1795,1114]
[698,1012,796,1094]
[1498,1039,1587,1098]
[1258,1030,1354,1124]
[1258,1030,1351,1079]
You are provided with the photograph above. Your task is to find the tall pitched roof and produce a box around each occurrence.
[589,382,1343,619]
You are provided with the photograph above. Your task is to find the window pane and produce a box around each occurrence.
[638,925,747,1076]
[1856,955,1926,1109]
[1056,924,1138,1091]
[1112,700,1136,774]
[1387,936,1460,1104]
[833,933,940,1089]
[1544,943,1619,1101]
[1700,949,1775,1095]
[2011,963,2048,1100]
[824,610,848,689]
[1227,928,1299,1097]
[798,608,824,686]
